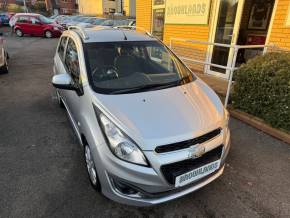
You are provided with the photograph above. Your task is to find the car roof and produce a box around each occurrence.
[68,27,157,43]
[15,13,41,17]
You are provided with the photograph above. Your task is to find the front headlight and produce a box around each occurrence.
[98,113,148,166]
[53,26,59,31]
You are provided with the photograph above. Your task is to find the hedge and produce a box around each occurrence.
[232,52,290,132]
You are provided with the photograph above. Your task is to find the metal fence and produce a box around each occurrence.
[169,37,288,107]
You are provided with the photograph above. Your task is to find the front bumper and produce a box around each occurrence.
[94,128,231,206]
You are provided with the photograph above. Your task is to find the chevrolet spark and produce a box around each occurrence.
[52,26,230,206]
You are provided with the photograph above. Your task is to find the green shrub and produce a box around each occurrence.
[8,4,24,13]
[232,52,290,131]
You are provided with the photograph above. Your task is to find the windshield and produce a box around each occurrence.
[81,17,93,23]
[72,16,85,22]
[101,19,113,26]
[113,20,130,26]
[94,19,106,25]
[84,41,195,94]
[39,15,52,24]
[85,17,97,24]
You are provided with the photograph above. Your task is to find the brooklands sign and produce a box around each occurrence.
[165,0,211,25]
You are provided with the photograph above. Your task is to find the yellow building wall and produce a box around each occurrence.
[136,0,214,72]
[136,0,152,32]
[163,23,211,72]
[268,0,290,49]
[163,2,216,72]
[124,0,130,16]
[78,0,103,16]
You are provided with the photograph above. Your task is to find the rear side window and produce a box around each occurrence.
[65,39,80,85]
[17,16,31,23]
[58,37,67,60]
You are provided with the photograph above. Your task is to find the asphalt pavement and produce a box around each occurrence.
[0,33,290,218]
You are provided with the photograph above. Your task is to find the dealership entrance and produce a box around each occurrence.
[207,0,275,79]
[148,0,276,79]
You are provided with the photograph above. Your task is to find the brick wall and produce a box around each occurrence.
[268,0,290,49]
[59,0,77,14]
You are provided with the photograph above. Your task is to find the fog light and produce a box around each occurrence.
[114,180,139,195]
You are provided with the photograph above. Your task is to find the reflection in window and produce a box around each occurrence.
[65,39,80,84]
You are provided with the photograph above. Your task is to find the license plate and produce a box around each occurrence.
[175,160,221,187]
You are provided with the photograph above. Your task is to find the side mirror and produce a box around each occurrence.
[52,73,75,90]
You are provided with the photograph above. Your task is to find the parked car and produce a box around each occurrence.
[76,17,107,28]
[49,14,59,19]
[65,16,97,29]
[54,15,71,28]
[101,19,136,28]
[0,32,9,74]
[91,17,107,25]
[13,13,64,38]
[51,27,230,206]
[0,13,10,26]
[114,20,136,30]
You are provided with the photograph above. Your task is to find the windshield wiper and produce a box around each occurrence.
[110,80,181,94]
[109,75,192,94]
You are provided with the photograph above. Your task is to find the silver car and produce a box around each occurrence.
[0,32,8,74]
[52,26,230,206]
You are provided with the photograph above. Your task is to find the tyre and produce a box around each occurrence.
[45,30,52,38]
[56,91,64,108]
[15,29,23,37]
[84,145,101,191]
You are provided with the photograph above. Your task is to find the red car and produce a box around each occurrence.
[13,13,63,38]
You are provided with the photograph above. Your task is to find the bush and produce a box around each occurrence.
[232,52,290,131]
[8,4,24,13]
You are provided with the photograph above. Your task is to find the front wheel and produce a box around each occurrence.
[44,30,52,38]
[15,29,23,37]
[84,145,101,191]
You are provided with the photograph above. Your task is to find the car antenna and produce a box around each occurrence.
[120,29,127,40]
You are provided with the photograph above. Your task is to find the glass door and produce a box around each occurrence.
[208,0,245,79]
[152,0,165,40]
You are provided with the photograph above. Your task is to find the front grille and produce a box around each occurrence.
[155,128,221,153]
[160,145,223,185]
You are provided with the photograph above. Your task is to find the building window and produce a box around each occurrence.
[109,8,116,13]
[153,0,165,6]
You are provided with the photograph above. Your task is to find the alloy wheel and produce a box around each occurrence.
[15,29,23,37]
[45,31,52,38]
[85,145,97,185]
